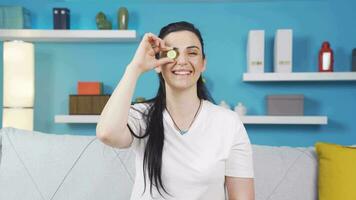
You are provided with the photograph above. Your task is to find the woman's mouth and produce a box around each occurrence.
[171,69,193,76]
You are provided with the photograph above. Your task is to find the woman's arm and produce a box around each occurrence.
[225,176,255,200]
[96,65,141,148]
[96,33,174,148]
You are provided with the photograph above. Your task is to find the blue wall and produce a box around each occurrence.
[1,0,356,147]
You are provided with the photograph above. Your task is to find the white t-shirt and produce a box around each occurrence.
[127,100,254,200]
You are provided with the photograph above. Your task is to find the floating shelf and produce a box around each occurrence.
[55,115,100,123]
[55,115,328,125]
[243,72,356,82]
[0,29,137,42]
[240,115,328,125]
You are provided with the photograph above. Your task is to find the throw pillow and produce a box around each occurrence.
[315,142,356,200]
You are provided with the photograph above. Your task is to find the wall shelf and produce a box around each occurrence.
[0,29,137,42]
[240,115,328,125]
[243,72,356,82]
[55,114,328,125]
[55,115,99,123]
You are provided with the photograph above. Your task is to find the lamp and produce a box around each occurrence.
[2,40,35,130]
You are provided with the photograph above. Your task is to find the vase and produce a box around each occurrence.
[234,102,247,116]
[118,7,128,30]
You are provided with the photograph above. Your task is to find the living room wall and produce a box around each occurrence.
[1,0,355,147]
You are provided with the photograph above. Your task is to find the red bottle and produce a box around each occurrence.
[318,41,334,72]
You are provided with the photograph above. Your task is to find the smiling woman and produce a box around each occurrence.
[155,30,206,92]
[96,21,255,200]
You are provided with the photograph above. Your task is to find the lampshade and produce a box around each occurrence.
[2,41,35,130]
[2,108,34,130]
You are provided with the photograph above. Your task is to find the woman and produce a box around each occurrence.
[96,21,255,200]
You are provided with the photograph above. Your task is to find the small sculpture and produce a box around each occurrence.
[118,7,128,30]
[234,102,247,116]
[219,101,230,110]
[96,12,112,30]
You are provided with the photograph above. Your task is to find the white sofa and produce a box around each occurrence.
[0,127,318,200]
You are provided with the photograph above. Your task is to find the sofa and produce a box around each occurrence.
[0,127,318,200]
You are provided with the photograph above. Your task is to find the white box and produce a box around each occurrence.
[274,29,293,73]
[247,30,265,73]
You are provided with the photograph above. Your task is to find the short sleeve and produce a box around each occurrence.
[225,114,254,178]
[127,103,149,150]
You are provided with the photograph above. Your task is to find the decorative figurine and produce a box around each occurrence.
[318,41,334,72]
[96,12,112,30]
[234,102,247,116]
[219,101,230,110]
[118,7,128,30]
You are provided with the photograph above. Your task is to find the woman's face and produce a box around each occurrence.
[157,30,206,91]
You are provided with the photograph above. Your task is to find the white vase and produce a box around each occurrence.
[234,102,247,116]
[219,101,230,110]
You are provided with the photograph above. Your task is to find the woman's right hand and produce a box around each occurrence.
[128,32,175,75]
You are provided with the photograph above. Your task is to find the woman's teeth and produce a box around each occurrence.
[172,70,192,75]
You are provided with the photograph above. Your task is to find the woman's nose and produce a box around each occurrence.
[176,52,188,65]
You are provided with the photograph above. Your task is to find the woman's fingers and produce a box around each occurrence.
[160,45,173,51]
[146,33,172,53]
[154,57,175,67]
[139,32,176,70]
[146,33,160,46]
[153,43,173,55]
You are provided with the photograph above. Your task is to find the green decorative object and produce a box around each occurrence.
[117,7,128,30]
[96,12,112,30]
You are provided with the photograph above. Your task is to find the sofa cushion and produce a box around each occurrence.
[0,127,136,200]
[0,130,2,166]
[252,145,318,200]
[0,127,320,200]
[316,142,356,200]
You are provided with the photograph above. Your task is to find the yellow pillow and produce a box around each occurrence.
[315,142,356,200]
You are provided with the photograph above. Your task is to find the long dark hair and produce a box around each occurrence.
[131,21,215,198]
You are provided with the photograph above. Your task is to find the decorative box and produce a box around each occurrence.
[0,6,31,29]
[53,8,70,29]
[267,94,304,116]
[247,30,265,73]
[274,29,293,73]
[77,82,102,95]
[69,95,110,115]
